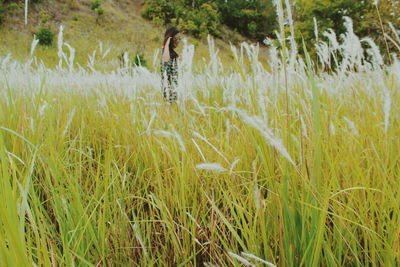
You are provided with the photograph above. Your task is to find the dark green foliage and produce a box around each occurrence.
[133,53,148,68]
[294,0,400,53]
[142,0,222,38]
[90,0,101,10]
[215,0,277,40]
[142,0,275,40]
[37,27,54,46]
[96,7,104,15]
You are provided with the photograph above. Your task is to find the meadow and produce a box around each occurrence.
[0,16,399,267]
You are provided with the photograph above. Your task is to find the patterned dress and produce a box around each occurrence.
[160,57,178,103]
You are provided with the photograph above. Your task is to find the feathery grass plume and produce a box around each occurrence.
[123,51,129,70]
[192,138,207,162]
[57,25,64,68]
[153,129,186,152]
[228,251,256,266]
[315,41,330,70]
[63,43,76,71]
[192,131,230,165]
[272,0,285,37]
[385,23,400,53]
[30,35,39,56]
[87,50,97,71]
[196,163,227,173]
[143,111,157,134]
[362,38,384,69]
[300,114,307,137]
[38,102,48,117]
[340,17,364,72]
[153,130,174,139]
[330,121,336,136]
[314,17,319,44]
[62,108,76,136]
[229,157,240,175]
[240,252,276,267]
[284,0,298,63]
[388,22,400,44]
[172,128,186,152]
[230,108,296,166]
[323,29,340,50]
[343,117,359,136]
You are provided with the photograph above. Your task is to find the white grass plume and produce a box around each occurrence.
[343,117,359,136]
[153,129,186,152]
[153,130,175,138]
[314,17,319,43]
[229,158,240,175]
[30,35,39,56]
[330,121,336,136]
[192,138,207,162]
[57,25,64,68]
[362,38,384,68]
[241,252,276,267]
[196,163,227,173]
[62,108,76,136]
[193,131,230,165]
[230,108,296,166]
[228,251,256,266]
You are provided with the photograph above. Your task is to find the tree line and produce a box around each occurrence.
[142,0,400,56]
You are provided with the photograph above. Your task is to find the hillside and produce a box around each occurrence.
[0,0,268,69]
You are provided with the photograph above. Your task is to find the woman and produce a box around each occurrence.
[161,27,181,103]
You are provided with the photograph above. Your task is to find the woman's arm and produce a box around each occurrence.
[162,37,172,62]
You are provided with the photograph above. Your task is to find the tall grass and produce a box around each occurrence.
[0,9,400,267]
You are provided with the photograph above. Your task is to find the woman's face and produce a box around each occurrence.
[172,33,181,48]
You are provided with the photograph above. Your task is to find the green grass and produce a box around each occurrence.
[0,42,399,266]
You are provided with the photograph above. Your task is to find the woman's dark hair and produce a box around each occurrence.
[163,27,180,59]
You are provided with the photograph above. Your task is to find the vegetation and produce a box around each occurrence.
[293,0,400,55]
[141,0,400,59]
[0,0,400,266]
[36,27,54,46]
[141,0,221,38]
[0,15,400,264]
[0,0,18,25]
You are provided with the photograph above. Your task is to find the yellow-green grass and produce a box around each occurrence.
[0,0,260,72]
[0,39,399,266]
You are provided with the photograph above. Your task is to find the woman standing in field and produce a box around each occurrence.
[161,27,181,103]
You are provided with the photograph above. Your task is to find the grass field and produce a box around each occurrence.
[0,17,399,267]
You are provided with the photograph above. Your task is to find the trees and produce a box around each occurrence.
[293,0,400,53]
[216,0,277,40]
[141,0,277,41]
[141,0,221,38]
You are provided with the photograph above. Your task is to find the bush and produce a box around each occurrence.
[90,0,101,10]
[37,27,54,46]
[133,53,148,68]
[96,7,104,15]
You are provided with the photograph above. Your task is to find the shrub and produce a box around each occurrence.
[133,53,148,68]
[90,0,101,10]
[37,27,54,46]
[96,7,104,15]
